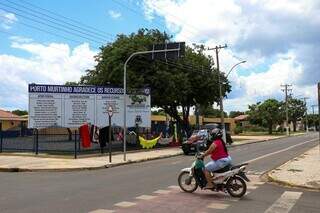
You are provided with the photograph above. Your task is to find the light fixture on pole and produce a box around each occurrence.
[226,61,246,78]
[220,60,246,142]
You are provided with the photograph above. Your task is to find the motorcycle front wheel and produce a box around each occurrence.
[226,176,247,197]
[178,171,198,193]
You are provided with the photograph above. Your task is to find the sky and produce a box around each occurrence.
[0,0,319,114]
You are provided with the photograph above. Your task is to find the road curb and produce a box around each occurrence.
[0,152,183,172]
[266,172,320,191]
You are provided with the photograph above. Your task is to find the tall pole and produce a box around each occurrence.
[208,45,227,142]
[281,84,292,136]
[302,97,309,133]
[311,104,318,132]
[123,48,181,161]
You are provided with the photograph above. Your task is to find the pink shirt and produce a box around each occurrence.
[210,139,228,161]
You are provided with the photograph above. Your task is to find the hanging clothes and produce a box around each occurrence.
[89,125,99,144]
[98,126,113,148]
[79,123,91,148]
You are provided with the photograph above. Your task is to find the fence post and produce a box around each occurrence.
[0,123,3,153]
[74,130,77,159]
[35,129,39,155]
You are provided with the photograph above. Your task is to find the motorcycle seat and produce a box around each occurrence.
[231,163,248,170]
[213,164,231,173]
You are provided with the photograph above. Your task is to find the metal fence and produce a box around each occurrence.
[0,127,173,158]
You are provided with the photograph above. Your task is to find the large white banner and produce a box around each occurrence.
[28,84,151,129]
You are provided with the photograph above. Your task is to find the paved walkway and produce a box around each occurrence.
[0,135,286,172]
[268,145,320,190]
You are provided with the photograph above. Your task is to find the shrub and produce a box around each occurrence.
[234,126,243,134]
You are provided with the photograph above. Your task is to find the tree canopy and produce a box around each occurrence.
[229,111,244,118]
[11,109,28,116]
[288,97,305,132]
[79,29,231,136]
[248,99,284,134]
[199,105,227,117]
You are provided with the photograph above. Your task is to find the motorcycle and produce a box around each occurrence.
[178,154,250,198]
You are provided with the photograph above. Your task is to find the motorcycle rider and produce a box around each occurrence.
[200,127,232,189]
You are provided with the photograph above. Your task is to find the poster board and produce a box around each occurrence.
[28,84,151,129]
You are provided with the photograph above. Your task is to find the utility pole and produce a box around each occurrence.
[208,44,228,142]
[311,104,318,132]
[281,84,292,136]
[302,97,309,133]
[311,105,318,115]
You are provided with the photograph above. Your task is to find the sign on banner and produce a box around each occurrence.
[28,84,151,129]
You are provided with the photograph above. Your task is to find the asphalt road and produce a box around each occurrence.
[0,133,319,213]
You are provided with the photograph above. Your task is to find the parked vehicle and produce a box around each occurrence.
[178,153,250,197]
[181,124,233,155]
[181,129,209,155]
[204,123,233,145]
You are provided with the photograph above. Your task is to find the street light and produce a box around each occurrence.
[219,60,246,142]
[226,61,246,78]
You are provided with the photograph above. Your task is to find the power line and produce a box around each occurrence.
[17,0,115,38]
[1,0,113,43]
[0,15,100,49]
[0,7,106,45]
[111,0,200,42]
[144,0,210,39]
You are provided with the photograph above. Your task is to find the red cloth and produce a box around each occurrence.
[79,124,91,148]
[210,139,228,161]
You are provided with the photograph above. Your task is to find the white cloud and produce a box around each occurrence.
[0,39,97,110]
[0,10,18,29]
[9,36,33,43]
[142,0,320,112]
[108,10,122,19]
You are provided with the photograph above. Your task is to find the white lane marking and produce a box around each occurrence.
[253,182,265,185]
[171,160,183,165]
[114,201,137,208]
[246,138,317,163]
[153,189,171,194]
[136,195,156,200]
[264,191,302,213]
[207,202,230,209]
[247,185,258,190]
[168,185,180,189]
[88,209,115,213]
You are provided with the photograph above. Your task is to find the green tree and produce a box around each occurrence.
[151,109,166,116]
[199,105,227,117]
[11,109,28,116]
[247,103,263,126]
[80,29,231,136]
[287,98,305,132]
[248,99,284,134]
[65,81,79,86]
[229,111,244,118]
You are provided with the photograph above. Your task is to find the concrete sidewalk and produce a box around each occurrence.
[0,147,183,172]
[0,134,303,172]
[267,145,320,191]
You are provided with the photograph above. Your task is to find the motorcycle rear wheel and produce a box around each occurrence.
[226,176,247,197]
[178,171,198,193]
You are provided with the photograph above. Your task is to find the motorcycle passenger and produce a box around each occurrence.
[200,128,232,189]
